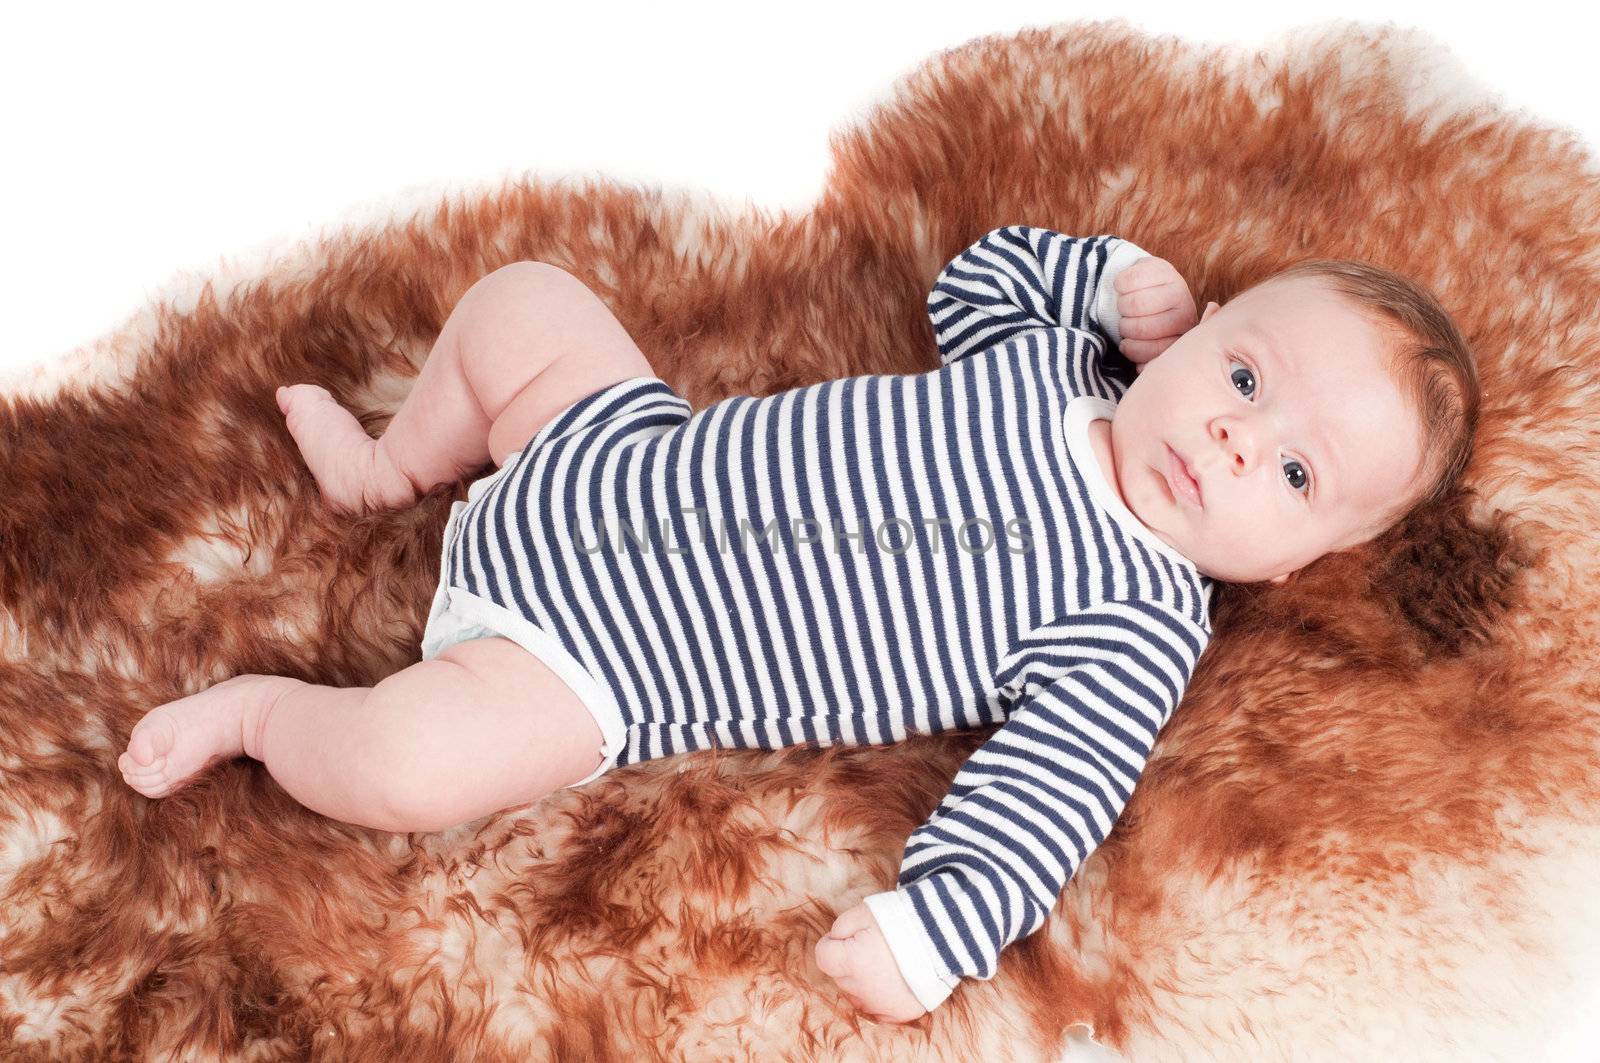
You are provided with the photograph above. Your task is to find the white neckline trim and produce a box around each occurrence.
[1063,394,1207,575]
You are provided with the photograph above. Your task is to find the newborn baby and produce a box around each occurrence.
[116,226,1476,1023]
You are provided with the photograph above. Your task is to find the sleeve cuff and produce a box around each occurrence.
[1092,239,1154,349]
[862,889,959,1013]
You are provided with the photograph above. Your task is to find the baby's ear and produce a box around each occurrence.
[1367,486,1540,657]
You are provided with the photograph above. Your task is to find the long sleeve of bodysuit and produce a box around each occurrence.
[861,597,1210,1012]
[926,225,1154,366]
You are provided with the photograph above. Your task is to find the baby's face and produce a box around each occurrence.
[1104,275,1426,584]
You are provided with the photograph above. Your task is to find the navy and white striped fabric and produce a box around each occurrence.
[435,226,1215,1011]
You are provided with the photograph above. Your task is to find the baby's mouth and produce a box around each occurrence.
[1165,445,1203,508]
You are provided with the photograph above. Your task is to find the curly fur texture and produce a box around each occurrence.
[1,18,1594,1061]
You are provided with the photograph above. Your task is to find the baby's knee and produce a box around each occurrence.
[469,260,585,310]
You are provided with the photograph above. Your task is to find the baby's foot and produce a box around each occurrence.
[276,384,417,514]
[118,675,299,799]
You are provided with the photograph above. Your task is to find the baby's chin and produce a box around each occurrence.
[1146,521,1206,570]
[1126,486,1218,576]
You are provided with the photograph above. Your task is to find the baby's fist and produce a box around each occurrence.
[1113,256,1199,369]
[814,902,927,1024]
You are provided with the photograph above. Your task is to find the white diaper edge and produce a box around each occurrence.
[419,581,628,789]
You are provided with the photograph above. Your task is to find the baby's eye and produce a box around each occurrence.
[1228,358,1257,398]
[1282,457,1310,494]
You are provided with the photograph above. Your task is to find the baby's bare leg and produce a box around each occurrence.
[119,637,607,832]
[279,262,655,514]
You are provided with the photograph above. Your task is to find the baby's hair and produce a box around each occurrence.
[1243,258,1480,539]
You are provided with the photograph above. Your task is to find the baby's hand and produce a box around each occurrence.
[1113,256,1199,370]
[814,902,928,1024]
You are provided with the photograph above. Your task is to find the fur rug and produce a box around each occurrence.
[1,17,1594,1061]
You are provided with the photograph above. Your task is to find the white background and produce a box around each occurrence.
[2,1,1596,1057]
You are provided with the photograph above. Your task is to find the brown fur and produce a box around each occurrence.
[1,18,1593,1060]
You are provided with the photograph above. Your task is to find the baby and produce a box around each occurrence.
[117,226,1476,1023]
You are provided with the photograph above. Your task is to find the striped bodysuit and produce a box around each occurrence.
[418,225,1216,1011]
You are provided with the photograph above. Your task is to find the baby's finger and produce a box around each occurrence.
[1119,336,1173,364]
[1119,304,1196,340]
[826,903,875,939]
[1112,257,1175,294]
[817,932,867,977]
[1116,283,1192,321]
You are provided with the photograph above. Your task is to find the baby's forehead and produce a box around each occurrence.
[1240,272,1344,309]
[1235,277,1392,355]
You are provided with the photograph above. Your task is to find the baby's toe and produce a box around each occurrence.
[279,383,334,422]
[118,752,150,777]
[119,751,165,779]
[120,760,166,787]
[274,383,325,412]
[123,769,172,798]
[126,712,177,766]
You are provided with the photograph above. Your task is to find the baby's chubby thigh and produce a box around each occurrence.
[374,635,607,830]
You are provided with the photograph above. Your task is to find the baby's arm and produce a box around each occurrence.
[844,598,1209,1015]
[927,225,1153,365]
